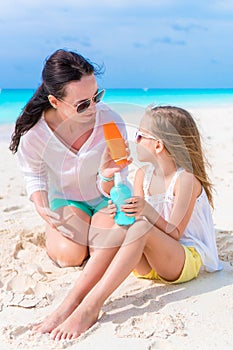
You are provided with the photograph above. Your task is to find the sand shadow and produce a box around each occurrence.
[101,261,232,324]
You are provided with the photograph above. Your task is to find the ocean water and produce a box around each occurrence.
[0,88,233,125]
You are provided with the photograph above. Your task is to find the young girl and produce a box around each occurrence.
[34,105,222,340]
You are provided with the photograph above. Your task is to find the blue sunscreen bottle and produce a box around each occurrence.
[110,172,136,226]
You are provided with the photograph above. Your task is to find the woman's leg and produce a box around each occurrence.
[34,209,126,334]
[45,205,91,267]
[50,220,185,340]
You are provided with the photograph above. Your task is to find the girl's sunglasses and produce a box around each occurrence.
[59,89,105,114]
[135,130,158,143]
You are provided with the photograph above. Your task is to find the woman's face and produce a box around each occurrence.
[58,74,99,123]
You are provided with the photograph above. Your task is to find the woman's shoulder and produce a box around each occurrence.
[19,117,49,145]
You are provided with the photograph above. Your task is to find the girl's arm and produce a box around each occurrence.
[132,168,176,234]
[166,171,202,239]
[133,167,145,197]
[125,170,201,240]
[143,171,201,239]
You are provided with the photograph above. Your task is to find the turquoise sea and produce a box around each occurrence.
[0,88,233,125]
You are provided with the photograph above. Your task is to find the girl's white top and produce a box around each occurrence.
[143,165,222,272]
[17,102,127,205]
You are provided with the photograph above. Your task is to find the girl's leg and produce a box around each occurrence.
[34,209,126,334]
[134,253,152,276]
[50,220,185,340]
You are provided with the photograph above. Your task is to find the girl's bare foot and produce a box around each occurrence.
[50,303,100,340]
[32,301,79,334]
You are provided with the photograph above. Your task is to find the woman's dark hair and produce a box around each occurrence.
[10,49,100,153]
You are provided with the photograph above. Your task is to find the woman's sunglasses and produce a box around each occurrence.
[59,89,105,114]
[77,89,105,113]
[135,130,158,143]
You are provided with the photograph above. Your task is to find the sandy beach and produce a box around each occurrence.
[0,105,233,350]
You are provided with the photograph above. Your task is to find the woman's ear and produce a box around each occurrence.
[48,94,58,109]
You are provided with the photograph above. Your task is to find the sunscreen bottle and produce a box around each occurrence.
[110,172,135,226]
[103,122,128,165]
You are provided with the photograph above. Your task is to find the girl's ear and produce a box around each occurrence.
[48,94,58,109]
[154,140,164,154]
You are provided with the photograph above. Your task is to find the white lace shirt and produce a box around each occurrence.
[143,164,222,272]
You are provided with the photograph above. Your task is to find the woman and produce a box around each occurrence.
[10,49,130,267]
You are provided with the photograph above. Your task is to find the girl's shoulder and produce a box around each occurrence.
[135,164,154,189]
[135,164,150,179]
[135,166,145,181]
[175,169,202,198]
[176,169,199,183]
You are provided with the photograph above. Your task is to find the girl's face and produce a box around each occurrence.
[136,115,158,162]
[57,74,100,123]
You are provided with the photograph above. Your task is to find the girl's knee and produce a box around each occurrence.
[128,219,152,235]
[125,219,152,244]
[89,225,126,249]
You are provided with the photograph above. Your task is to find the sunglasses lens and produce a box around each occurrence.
[135,132,142,143]
[77,100,91,113]
[77,90,105,113]
[94,89,105,103]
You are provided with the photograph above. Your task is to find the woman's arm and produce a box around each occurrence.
[17,133,63,227]
[97,143,132,196]
[17,133,48,200]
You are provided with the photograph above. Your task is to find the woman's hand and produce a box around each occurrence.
[31,190,74,236]
[36,205,74,236]
[99,141,132,179]
[30,191,62,227]
[36,205,63,227]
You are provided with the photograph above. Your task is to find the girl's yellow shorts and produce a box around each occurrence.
[133,246,202,284]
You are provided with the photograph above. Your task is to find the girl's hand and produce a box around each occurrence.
[120,196,147,217]
[99,141,132,179]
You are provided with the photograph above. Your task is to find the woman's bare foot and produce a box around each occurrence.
[50,302,100,340]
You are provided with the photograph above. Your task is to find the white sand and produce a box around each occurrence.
[0,106,233,350]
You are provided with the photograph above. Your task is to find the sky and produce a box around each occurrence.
[0,0,233,89]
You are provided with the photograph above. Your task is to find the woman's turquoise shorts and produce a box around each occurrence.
[50,196,109,217]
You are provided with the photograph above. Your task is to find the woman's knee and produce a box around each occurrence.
[45,225,88,267]
[46,241,88,267]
